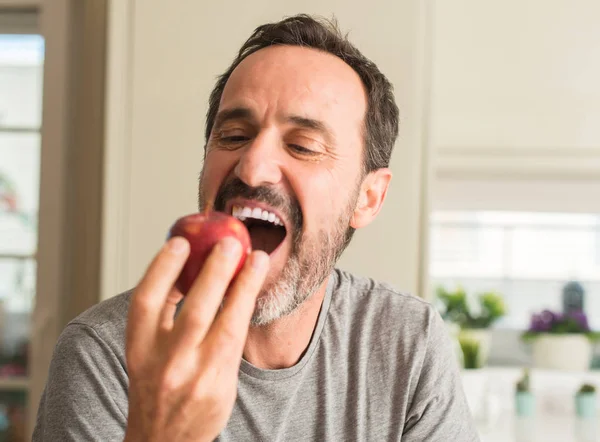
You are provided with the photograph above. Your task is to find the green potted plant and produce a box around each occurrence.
[521,310,600,371]
[515,368,535,417]
[437,286,507,368]
[575,383,597,419]
[458,335,481,369]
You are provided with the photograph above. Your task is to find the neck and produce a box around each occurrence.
[243,277,329,369]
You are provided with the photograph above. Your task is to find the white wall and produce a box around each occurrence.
[431,0,600,186]
[102,0,432,300]
[434,179,600,213]
[432,0,600,152]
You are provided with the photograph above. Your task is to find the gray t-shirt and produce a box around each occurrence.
[33,269,479,441]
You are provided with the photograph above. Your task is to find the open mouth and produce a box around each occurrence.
[231,205,287,255]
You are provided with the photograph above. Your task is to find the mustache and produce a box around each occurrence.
[213,177,303,236]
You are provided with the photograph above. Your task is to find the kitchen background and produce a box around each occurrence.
[428,2,600,441]
[0,0,599,441]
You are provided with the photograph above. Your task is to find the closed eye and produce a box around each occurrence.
[222,135,250,143]
[288,144,318,156]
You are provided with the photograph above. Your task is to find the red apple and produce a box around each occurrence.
[167,211,251,295]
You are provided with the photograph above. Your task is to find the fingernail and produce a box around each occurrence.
[220,237,241,256]
[168,237,188,254]
[251,251,269,270]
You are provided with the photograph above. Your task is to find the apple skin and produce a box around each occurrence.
[167,212,251,295]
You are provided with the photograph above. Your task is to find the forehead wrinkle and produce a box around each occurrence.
[213,106,257,131]
[285,114,337,149]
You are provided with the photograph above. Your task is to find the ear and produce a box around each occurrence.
[350,168,392,229]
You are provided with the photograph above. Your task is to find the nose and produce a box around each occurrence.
[234,132,282,188]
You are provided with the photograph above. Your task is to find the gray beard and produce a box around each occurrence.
[250,218,353,326]
[250,249,326,326]
[250,255,314,326]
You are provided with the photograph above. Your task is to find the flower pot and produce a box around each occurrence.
[531,334,592,371]
[515,392,535,417]
[575,393,597,419]
[459,328,491,368]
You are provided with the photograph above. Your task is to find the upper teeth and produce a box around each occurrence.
[232,205,282,226]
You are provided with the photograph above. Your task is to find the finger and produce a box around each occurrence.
[158,287,184,333]
[170,237,244,351]
[127,237,189,359]
[204,251,269,364]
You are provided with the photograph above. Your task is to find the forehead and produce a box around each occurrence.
[220,45,367,132]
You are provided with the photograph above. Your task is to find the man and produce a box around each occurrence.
[34,15,478,441]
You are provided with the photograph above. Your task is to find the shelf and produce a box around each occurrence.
[0,126,40,134]
[0,253,36,260]
[0,376,28,391]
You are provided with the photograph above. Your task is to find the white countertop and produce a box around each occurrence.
[461,368,600,442]
[478,414,599,442]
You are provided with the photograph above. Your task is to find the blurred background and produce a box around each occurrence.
[0,0,598,440]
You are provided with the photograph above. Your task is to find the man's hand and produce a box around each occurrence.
[124,236,269,442]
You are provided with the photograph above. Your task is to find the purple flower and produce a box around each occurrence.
[567,310,590,332]
[536,310,557,330]
[540,309,558,325]
[527,308,592,334]
[529,313,551,332]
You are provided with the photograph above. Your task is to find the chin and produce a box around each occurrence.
[256,252,289,299]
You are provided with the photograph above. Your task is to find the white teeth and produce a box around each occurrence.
[231,205,283,227]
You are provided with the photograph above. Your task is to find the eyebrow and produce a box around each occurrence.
[213,106,336,146]
[213,107,255,131]
[287,115,336,145]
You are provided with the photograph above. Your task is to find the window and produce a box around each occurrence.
[430,211,600,329]
[0,32,44,440]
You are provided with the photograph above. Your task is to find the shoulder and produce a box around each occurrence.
[327,269,443,362]
[330,268,436,329]
[58,290,133,356]
[71,289,133,330]
[35,294,131,441]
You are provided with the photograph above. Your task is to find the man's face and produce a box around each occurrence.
[199,45,368,325]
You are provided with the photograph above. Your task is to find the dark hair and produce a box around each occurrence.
[204,14,400,174]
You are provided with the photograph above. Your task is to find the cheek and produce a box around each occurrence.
[291,167,354,234]
[200,151,237,198]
